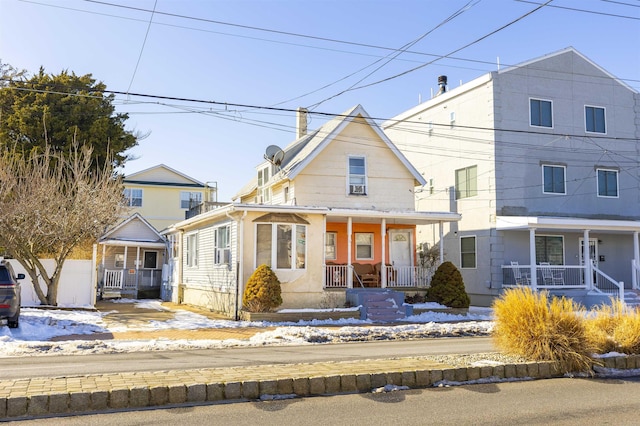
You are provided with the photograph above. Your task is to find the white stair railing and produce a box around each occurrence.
[591,261,624,301]
[632,259,640,290]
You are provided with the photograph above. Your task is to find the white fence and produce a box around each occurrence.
[8,259,95,308]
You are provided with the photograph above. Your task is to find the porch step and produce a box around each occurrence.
[624,290,640,306]
[357,290,406,322]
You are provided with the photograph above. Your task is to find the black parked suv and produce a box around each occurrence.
[0,259,24,328]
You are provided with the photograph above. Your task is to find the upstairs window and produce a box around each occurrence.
[585,106,606,134]
[542,165,566,194]
[530,98,553,128]
[348,156,367,195]
[180,191,202,209]
[455,165,477,199]
[257,166,271,203]
[597,168,618,198]
[123,188,142,207]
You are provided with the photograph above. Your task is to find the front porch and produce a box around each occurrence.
[324,263,435,289]
[100,267,163,299]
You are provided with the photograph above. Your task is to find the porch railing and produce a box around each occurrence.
[323,264,433,289]
[632,259,640,290]
[101,268,163,295]
[592,262,624,300]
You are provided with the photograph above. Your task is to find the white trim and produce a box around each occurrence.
[596,168,619,199]
[535,234,566,265]
[496,216,640,232]
[529,97,554,129]
[459,235,477,269]
[541,164,566,195]
[584,105,607,135]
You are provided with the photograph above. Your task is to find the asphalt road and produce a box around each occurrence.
[16,376,640,425]
[0,337,494,380]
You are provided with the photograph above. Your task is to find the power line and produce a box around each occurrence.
[516,0,640,19]
[125,0,157,95]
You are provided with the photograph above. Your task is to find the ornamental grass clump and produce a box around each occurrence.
[492,287,594,374]
[585,299,640,355]
[243,264,283,313]
[426,261,470,308]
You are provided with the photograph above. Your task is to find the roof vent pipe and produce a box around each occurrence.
[296,107,308,139]
[437,75,447,96]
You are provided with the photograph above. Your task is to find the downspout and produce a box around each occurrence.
[381,218,386,288]
[227,209,247,320]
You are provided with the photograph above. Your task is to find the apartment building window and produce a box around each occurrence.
[455,165,477,199]
[180,191,202,209]
[348,156,367,195]
[597,168,618,198]
[214,225,231,266]
[355,233,374,260]
[535,235,564,265]
[530,98,553,128]
[185,232,199,267]
[542,165,566,194]
[325,232,337,260]
[585,106,606,134]
[123,188,142,207]
[256,223,306,270]
[460,236,476,269]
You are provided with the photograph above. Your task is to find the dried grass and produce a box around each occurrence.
[492,287,594,373]
[585,300,640,354]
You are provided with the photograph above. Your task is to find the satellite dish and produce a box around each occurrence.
[264,145,285,167]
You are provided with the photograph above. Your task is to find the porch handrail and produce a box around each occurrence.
[591,261,624,300]
[632,259,640,290]
[103,269,123,290]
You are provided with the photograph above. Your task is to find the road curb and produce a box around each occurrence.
[2,354,639,419]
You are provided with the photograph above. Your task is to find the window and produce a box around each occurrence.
[460,236,476,268]
[185,233,199,267]
[325,232,337,260]
[143,251,158,269]
[257,166,271,203]
[180,191,202,209]
[530,98,553,128]
[455,165,477,199]
[114,253,125,268]
[348,156,367,195]
[585,106,606,134]
[123,188,142,207]
[542,165,566,194]
[355,233,373,260]
[255,223,306,270]
[535,236,564,265]
[214,225,231,266]
[597,168,618,198]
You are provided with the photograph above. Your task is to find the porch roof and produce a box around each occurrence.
[99,239,167,248]
[496,216,640,233]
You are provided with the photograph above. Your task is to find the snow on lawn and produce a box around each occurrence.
[0,299,495,357]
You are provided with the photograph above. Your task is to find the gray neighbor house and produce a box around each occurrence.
[384,47,640,307]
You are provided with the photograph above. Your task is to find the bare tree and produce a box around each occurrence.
[0,143,124,305]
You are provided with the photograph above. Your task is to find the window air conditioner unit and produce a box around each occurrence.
[350,184,366,195]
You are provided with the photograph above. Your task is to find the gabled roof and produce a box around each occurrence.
[124,164,205,187]
[498,47,636,93]
[234,105,425,200]
[99,213,166,245]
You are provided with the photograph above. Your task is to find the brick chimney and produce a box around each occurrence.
[296,107,308,139]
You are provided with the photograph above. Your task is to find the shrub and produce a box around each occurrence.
[585,299,640,354]
[492,287,594,373]
[243,264,283,313]
[426,261,470,308]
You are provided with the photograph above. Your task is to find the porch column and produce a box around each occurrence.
[381,219,386,288]
[347,217,353,288]
[583,229,592,290]
[633,231,639,289]
[439,222,444,263]
[136,246,141,289]
[101,244,106,267]
[529,228,537,291]
[123,246,128,268]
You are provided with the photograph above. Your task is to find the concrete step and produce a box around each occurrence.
[367,311,405,321]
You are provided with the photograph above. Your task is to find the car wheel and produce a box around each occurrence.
[8,315,19,329]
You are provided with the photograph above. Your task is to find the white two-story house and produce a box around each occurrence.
[384,47,640,307]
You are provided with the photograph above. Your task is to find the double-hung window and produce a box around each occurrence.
[542,164,566,194]
[355,233,373,260]
[585,106,606,134]
[256,223,306,270]
[530,98,553,128]
[348,156,367,195]
[460,236,476,268]
[535,235,564,265]
[455,165,477,199]
[123,188,142,207]
[257,166,271,203]
[325,232,337,261]
[185,233,199,267]
[180,191,202,209]
[597,168,618,198]
[214,225,231,266]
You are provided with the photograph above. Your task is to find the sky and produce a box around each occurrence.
[0,299,496,356]
[1,0,639,201]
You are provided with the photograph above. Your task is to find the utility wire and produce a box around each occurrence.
[126,0,157,95]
